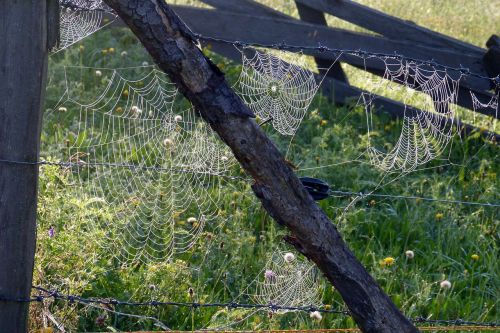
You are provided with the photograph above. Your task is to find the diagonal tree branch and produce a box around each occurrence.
[102,1,418,332]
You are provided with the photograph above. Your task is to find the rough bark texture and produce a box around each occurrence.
[0,1,54,332]
[102,1,418,332]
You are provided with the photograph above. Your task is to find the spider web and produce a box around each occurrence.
[360,58,460,172]
[254,250,323,312]
[54,0,116,53]
[237,49,319,136]
[470,91,498,120]
[46,67,236,265]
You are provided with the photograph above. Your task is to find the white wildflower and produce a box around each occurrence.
[121,51,128,57]
[58,106,67,113]
[283,252,295,263]
[174,115,183,122]
[405,250,415,259]
[95,70,102,77]
[440,280,451,290]
[142,61,149,66]
[187,217,197,224]
[309,311,322,321]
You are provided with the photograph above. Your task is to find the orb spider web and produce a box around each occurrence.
[45,67,236,265]
[254,250,323,312]
[237,49,319,136]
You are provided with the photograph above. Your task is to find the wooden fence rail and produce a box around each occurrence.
[107,0,499,130]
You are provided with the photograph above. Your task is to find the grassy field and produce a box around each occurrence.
[31,1,498,332]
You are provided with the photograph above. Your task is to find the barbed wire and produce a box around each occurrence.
[185,34,499,87]
[5,286,350,316]
[1,158,498,208]
[1,286,498,328]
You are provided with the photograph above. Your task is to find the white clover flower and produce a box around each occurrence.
[405,250,415,259]
[163,138,174,146]
[187,217,197,224]
[121,51,128,57]
[309,311,322,321]
[58,106,67,113]
[174,115,183,122]
[440,280,452,290]
[283,252,295,263]
[148,110,154,118]
[95,70,102,77]
[142,61,149,66]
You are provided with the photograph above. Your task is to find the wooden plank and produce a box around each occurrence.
[170,6,490,91]
[0,1,52,332]
[483,47,500,78]
[294,0,484,56]
[111,6,493,115]
[208,40,498,141]
[200,0,288,18]
[170,6,492,112]
[295,1,349,84]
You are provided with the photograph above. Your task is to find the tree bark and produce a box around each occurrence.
[102,1,418,332]
[0,1,56,332]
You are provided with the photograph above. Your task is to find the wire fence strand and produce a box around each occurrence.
[1,158,498,208]
[1,286,498,329]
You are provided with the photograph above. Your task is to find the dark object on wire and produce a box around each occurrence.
[300,177,330,201]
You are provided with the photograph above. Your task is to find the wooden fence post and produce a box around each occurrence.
[0,1,58,332]
[295,1,349,84]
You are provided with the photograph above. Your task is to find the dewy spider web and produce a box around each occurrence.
[254,250,323,312]
[45,66,236,265]
[470,91,498,120]
[361,58,460,172]
[54,0,116,53]
[202,249,325,330]
[237,49,319,136]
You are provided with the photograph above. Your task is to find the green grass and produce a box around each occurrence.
[31,1,499,332]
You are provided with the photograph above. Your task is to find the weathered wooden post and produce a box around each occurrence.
[0,1,58,332]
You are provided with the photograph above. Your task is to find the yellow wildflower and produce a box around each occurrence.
[435,212,444,220]
[380,257,395,267]
[108,47,115,53]
[319,119,328,126]
[122,89,129,97]
[471,254,479,261]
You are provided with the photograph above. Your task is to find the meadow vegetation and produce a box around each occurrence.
[31,1,498,331]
